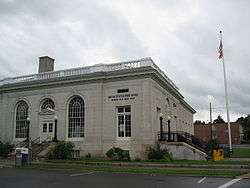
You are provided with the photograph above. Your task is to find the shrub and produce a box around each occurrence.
[48,141,74,160]
[85,153,91,159]
[147,143,172,160]
[106,147,130,160]
[0,141,14,158]
[206,139,220,152]
[134,157,141,162]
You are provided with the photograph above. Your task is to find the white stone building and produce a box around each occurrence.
[0,56,195,159]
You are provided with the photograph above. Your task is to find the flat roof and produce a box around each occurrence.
[0,57,179,90]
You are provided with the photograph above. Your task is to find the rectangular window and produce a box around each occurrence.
[43,123,47,133]
[117,106,131,138]
[49,123,53,132]
[117,88,129,93]
[72,150,80,159]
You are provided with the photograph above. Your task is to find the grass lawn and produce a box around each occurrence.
[27,162,248,178]
[44,158,250,166]
[231,148,250,158]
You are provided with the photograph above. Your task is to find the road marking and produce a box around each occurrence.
[217,178,242,188]
[70,172,93,177]
[197,177,206,183]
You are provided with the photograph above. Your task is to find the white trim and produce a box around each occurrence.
[13,99,30,141]
[116,137,131,141]
[116,106,131,139]
[66,138,85,142]
[39,120,54,142]
[39,97,56,113]
[65,94,85,140]
[38,95,57,112]
[13,138,26,142]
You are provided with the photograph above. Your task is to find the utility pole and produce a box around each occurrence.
[210,102,213,140]
[209,102,212,124]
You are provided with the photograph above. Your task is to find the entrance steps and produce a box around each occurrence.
[34,142,56,160]
[160,141,208,160]
[9,138,57,161]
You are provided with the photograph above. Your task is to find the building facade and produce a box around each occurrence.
[194,122,241,144]
[0,57,195,158]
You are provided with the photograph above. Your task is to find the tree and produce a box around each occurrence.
[194,120,202,125]
[194,120,206,125]
[213,115,225,124]
[236,115,250,141]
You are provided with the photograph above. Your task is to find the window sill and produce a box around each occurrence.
[116,137,131,141]
[14,138,26,143]
[67,137,85,142]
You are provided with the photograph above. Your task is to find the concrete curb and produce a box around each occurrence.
[237,173,250,179]
[0,163,14,168]
[1,160,250,171]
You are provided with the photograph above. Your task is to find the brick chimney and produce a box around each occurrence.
[38,56,54,73]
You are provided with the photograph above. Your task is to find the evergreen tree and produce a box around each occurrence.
[213,115,225,124]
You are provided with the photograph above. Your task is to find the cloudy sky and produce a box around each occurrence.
[0,0,249,122]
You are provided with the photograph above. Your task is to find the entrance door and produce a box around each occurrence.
[40,121,54,142]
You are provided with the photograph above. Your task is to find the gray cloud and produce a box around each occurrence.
[0,0,249,122]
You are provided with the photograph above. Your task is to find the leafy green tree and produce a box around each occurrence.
[194,120,206,125]
[236,115,250,141]
[213,115,225,124]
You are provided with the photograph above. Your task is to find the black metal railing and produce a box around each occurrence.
[15,140,29,148]
[158,131,209,154]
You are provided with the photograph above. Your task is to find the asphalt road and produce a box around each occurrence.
[0,168,249,188]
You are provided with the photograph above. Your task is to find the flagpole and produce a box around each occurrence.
[219,30,232,153]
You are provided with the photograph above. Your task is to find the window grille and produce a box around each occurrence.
[48,123,53,132]
[15,101,29,138]
[117,106,131,137]
[41,98,55,112]
[72,150,80,158]
[68,96,84,138]
[43,123,47,133]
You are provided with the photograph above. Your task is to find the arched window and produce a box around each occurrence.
[41,98,55,112]
[68,96,84,138]
[15,101,29,138]
[166,98,170,107]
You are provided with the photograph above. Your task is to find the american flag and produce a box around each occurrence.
[218,39,223,59]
